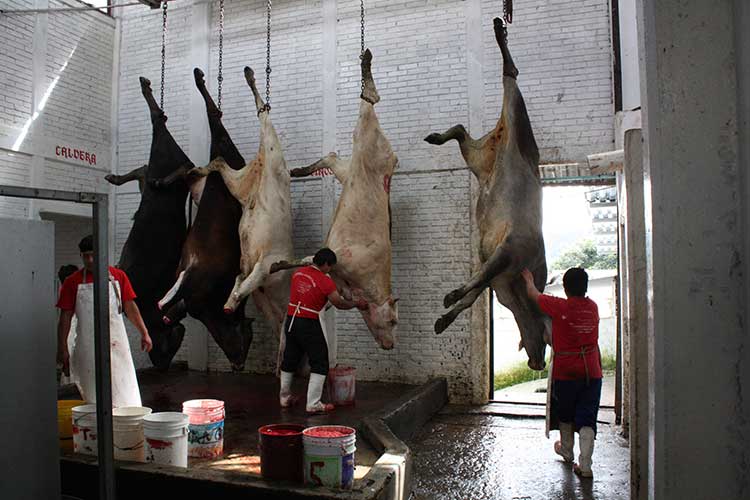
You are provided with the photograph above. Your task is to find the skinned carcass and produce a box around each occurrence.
[424,19,549,370]
[281,49,398,350]
[155,68,252,371]
[184,66,294,341]
[105,77,190,370]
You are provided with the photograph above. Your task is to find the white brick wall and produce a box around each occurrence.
[39,213,92,281]
[0,150,31,218]
[115,0,614,400]
[0,1,35,131]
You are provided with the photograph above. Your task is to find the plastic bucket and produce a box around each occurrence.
[182,399,225,459]
[258,424,305,482]
[71,404,98,456]
[143,412,189,467]
[113,406,152,462]
[58,400,85,452]
[303,426,356,489]
[326,366,356,406]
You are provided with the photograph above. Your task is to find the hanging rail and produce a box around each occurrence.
[0,1,169,15]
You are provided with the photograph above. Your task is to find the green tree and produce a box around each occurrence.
[551,239,617,271]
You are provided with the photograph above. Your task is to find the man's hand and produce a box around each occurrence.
[521,268,541,302]
[141,332,153,352]
[58,348,70,376]
[521,268,534,285]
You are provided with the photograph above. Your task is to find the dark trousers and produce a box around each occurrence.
[552,378,603,433]
[281,316,329,376]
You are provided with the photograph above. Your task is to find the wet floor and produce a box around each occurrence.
[407,406,629,500]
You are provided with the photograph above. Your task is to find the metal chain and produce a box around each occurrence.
[503,0,512,24]
[264,0,272,111]
[217,0,225,110]
[160,1,167,109]
[360,0,365,92]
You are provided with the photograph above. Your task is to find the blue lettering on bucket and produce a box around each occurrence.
[188,420,224,445]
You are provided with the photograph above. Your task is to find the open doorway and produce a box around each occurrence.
[491,184,618,408]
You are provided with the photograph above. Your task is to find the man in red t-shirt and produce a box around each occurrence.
[522,267,601,479]
[56,236,152,400]
[279,248,367,413]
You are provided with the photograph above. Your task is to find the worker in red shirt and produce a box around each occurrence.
[279,248,367,414]
[56,235,152,407]
[522,267,601,479]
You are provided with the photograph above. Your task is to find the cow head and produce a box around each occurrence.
[148,323,186,371]
[361,297,399,350]
[202,313,253,372]
[517,311,550,371]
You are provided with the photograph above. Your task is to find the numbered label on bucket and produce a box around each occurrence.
[305,453,354,489]
[188,420,224,458]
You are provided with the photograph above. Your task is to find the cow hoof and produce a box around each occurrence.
[424,133,443,145]
[443,289,463,308]
[223,307,234,315]
[162,316,171,325]
[434,315,452,334]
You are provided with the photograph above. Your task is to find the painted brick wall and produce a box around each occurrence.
[39,213,92,281]
[482,0,614,162]
[115,0,614,400]
[0,0,35,131]
[0,151,31,218]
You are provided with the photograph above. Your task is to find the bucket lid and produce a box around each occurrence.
[143,412,189,427]
[113,406,152,418]
[182,399,224,412]
[303,425,356,438]
[259,423,305,436]
[71,404,97,416]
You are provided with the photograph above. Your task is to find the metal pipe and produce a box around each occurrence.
[1,1,146,15]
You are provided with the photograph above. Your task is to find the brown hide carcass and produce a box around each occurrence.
[185,66,294,342]
[286,50,398,350]
[156,68,252,371]
[424,19,549,370]
[105,77,189,370]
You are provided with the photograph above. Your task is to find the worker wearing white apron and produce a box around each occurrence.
[57,235,153,407]
[278,248,368,414]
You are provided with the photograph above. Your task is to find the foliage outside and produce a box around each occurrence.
[550,239,617,271]
[493,352,617,391]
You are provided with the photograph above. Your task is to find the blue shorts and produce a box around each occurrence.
[552,378,602,433]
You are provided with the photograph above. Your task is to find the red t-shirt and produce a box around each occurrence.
[56,267,137,311]
[286,266,337,319]
[537,294,602,381]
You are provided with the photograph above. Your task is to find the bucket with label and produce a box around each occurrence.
[58,399,85,452]
[113,406,152,462]
[326,366,356,406]
[143,412,189,468]
[258,424,305,482]
[303,425,356,489]
[71,404,98,456]
[182,399,225,459]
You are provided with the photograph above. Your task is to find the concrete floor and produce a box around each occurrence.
[135,368,417,477]
[407,406,629,500]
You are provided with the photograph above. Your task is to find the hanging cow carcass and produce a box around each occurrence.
[277,49,398,350]
[424,19,550,370]
[155,68,253,371]
[181,66,294,344]
[105,77,190,370]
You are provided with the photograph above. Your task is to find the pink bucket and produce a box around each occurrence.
[182,399,225,459]
[326,366,356,406]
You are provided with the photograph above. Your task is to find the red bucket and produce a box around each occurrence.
[326,365,356,406]
[258,424,305,482]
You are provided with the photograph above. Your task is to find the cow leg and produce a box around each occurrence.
[162,299,187,325]
[435,286,486,334]
[194,68,222,119]
[139,77,167,123]
[244,66,267,115]
[158,270,186,310]
[360,48,380,105]
[290,153,350,183]
[188,157,249,205]
[444,243,513,308]
[105,165,148,193]
[150,162,195,188]
[270,256,313,274]
[494,17,518,78]
[425,125,495,180]
[225,261,268,313]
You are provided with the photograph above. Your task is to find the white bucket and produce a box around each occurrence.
[303,426,357,489]
[143,412,189,468]
[182,399,225,459]
[71,404,98,456]
[113,406,152,463]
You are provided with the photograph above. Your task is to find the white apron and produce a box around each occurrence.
[69,271,142,407]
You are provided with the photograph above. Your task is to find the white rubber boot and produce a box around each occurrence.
[279,371,296,407]
[306,373,334,413]
[554,422,575,463]
[574,426,595,478]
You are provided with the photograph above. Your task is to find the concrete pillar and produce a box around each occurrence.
[636,1,749,498]
[624,128,648,500]
[27,0,48,220]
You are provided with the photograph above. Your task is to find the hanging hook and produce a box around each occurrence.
[217,0,225,111]
[160,0,168,109]
[503,0,513,24]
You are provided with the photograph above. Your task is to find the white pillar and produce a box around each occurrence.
[27,0,49,220]
[636,1,750,498]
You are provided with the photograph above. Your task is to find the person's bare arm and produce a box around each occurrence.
[521,268,541,302]
[57,310,74,376]
[328,290,368,311]
[123,300,152,352]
